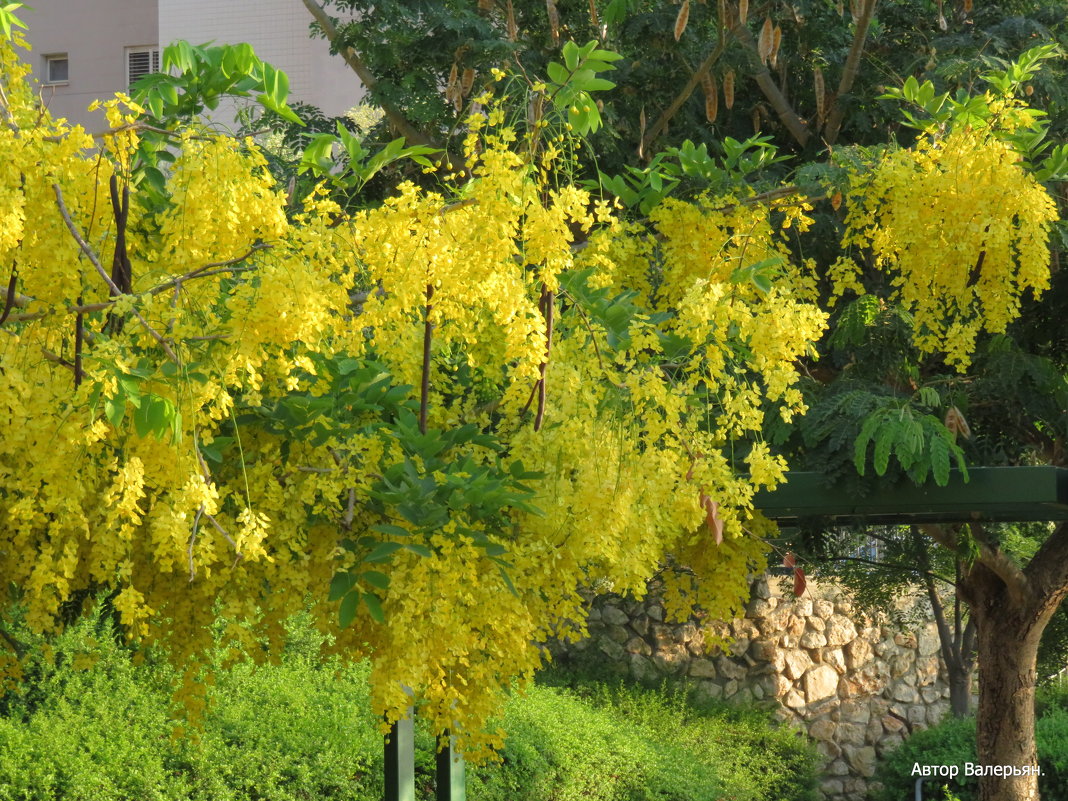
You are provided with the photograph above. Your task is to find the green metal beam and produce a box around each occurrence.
[436,733,466,801]
[754,466,1068,526]
[384,715,415,801]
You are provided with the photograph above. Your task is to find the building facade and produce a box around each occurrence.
[19,0,363,130]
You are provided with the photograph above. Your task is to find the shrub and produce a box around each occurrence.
[0,612,820,801]
[871,707,1068,801]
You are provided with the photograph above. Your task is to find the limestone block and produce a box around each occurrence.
[814,599,835,618]
[838,721,866,746]
[647,604,665,621]
[599,637,625,661]
[921,686,942,704]
[890,651,915,678]
[882,713,906,734]
[783,690,806,708]
[894,632,917,648]
[625,636,652,656]
[601,605,629,626]
[769,648,786,674]
[806,616,826,632]
[717,658,747,681]
[783,649,813,680]
[653,652,686,676]
[689,658,717,679]
[865,716,883,744]
[840,700,871,726]
[724,679,738,697]
[746,597,777,619]
[834,600,854,615]
[844,745,877,777]
[606,624,630,643]
[795,598,813,617]
[730,686,754,704]
[825,615,858,647]
[804,664,840,702]
[808,718,837,741]
[748,638,777,662]
[730,636,751,657]
[825,648,847,674]
[918,627,940,656]
[677,622,698,644]
[751,577,773,599]
[774,674,793,697]
[586,606,602,622]
[817,739,842,760]
[892,684,920,704]
[907,704,927,725]
[819,778,844,797]
[631,615,650,637]
[844,638,872,670]
[800,630,827,649]
[629,653,659,684]
[650,623,673,647]
[826,759,850,776]
[785,614,806,638]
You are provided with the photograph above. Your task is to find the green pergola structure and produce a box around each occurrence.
[753,466,1068,526]
[753,465,1068,801]
[383,466,1068,801]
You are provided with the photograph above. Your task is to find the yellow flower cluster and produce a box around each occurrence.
[839,126,1057,369]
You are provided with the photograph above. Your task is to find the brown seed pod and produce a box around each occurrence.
[751,105,762,133]
[461,68,476,97]
[506,0,518,40]
[478,0,492,11]
[446,63,459,102]
[757,17,774,64]
[547,0,560,45]
[814,67,826,120]
[770,24,782,68]
[738,0,749,25]
[944,406,972,440]
[588,0,599,26]
[704,74,718,123]
[675,0,691,41]
[963,0,973,13]
[830,191,842,211]
[723,69,735,109]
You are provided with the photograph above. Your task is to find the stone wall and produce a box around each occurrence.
[561,576,963,801]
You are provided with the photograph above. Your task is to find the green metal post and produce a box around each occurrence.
[384,714,415,801]
[435,731,465,801]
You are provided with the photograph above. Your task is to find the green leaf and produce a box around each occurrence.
[329,571,356,601]
[362,592,385,623]
[338,591,360,628]
[370,523,410,538]
[403,543,433,558]
[364,541,404,563]
[361,570,390,591]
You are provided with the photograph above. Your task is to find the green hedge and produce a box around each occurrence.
[0,612,819,801]
[870,695,1068,801]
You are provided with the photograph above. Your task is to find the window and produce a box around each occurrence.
[126,46,160,89]
[44,54,68,85]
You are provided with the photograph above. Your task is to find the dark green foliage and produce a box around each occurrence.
[870,703,1068,801]
[0,611,820,801]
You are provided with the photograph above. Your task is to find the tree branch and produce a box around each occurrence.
[52,183,180,364]
[730,21,811,148]
[1024,520,1068,612]
[641,40,728,156]
[302,0,438,151]
[822,0,878,145]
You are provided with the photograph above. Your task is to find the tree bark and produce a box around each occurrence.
[948,666,974,718]
[961,562,1050,801]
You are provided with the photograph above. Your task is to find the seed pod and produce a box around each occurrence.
[738,0,748,25]
[723,69,735,109]
[757,17,774,64]
[944,406,972,439]
[461,68,475,97]
[704,74,718,123]
[770,24,782,68]
[963,0,973,13]
[830,191,842,211]
[447,62,459,95]
[588,0,599,26]
[751,105,762,133]
[675,0,691,41]
[478,0,492,11]
[814,67,826,121]
[547,0,560,45]
[506,0,518,40]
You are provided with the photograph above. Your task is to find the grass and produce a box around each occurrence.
[0,609,819,801]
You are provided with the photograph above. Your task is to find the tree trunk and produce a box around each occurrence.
[948,662,974,718]
[970,583,1047,801]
